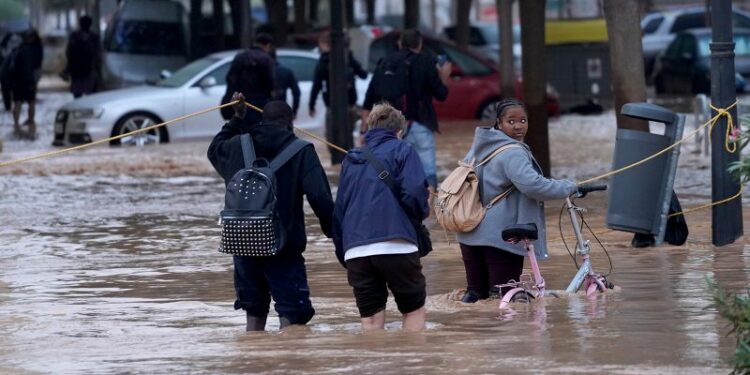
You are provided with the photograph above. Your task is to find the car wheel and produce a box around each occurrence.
[479,99,500,121]
[110,112,168,146]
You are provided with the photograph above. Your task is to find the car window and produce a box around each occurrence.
[642,15,664,35]
[440,44,492,76]
[733,13,750,29]
[156,57,219,87]
[277,55,317,81]
[200,61,230,86]
[106,20,186,55]
[670,13,706,33]
[664,35,683,58]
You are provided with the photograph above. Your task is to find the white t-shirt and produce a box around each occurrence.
[344,239,418,261]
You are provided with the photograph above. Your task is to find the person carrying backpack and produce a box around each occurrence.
[362,29,451,191]
[456,99,577,303]
[308,32,368,166]
[220,33,276,125]
[332,103,430,332]
[66,15,100,98]
[208,93,334,331]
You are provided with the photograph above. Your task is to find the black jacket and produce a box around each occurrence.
[207,118,334,254]
[221,47,275,120]
[364,49,448,132]
[274,62,301,116]
[66,30,99,80]
[11,41,42,86]
[309,51,367,111]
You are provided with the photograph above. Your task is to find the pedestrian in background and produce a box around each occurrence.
[333,103,429,332]
[309,32,367,165]
[270,49,301,118]
[9,29,43,139]
[0,31,21,111]
[363,29,451,192]
[66,15,100,98]
[220,33,275,126]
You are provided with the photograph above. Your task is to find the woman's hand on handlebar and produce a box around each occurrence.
[576,183,608,198]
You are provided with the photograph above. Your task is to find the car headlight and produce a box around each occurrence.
[70,108,104,119]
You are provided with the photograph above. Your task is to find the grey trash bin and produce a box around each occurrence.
[606,102,686,244]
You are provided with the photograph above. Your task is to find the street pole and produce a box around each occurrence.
[497,0,515,98]
[329,0,350,163]
[710,0,743,246]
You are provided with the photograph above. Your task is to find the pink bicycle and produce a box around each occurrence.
[496,184,614,310]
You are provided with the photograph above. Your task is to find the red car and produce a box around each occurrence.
[368,32,560,120]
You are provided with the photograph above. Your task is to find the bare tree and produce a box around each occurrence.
[405,0,420,29]
[366,0,375,24]
[603,0,648,131]
[294,0,306,34]
[190,0,202,57]
[212,0,226,50]
[455,0,472,47]
[520,0,551,176]
[496,0,515,98]
[264,0,289,45]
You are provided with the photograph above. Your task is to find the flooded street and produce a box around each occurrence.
[1,101,749,374]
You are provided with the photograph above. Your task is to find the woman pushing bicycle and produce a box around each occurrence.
[457,98,578,303]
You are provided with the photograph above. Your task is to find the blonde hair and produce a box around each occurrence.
[367,103,406,132]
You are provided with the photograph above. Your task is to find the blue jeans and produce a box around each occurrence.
[233,251,315,325]
[404,121,437,189]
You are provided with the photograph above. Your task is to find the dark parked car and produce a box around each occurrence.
[641,7,750,79]
[652,28,750,95]
[368,31,560,120]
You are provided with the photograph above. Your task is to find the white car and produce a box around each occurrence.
[53,49,371,146]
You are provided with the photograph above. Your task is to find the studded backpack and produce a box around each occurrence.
[218,134,310,256]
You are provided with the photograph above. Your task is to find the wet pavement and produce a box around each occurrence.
[0,97,749,374]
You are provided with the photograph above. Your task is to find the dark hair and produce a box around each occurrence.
[262,101,294,129]
[495,98,526,120]
[255,33,274,46]
[399,29,422,50]
[79,15,93,31]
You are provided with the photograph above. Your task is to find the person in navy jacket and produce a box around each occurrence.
[332,103,429,332]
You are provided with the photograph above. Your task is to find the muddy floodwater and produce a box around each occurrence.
[1,112,749,374]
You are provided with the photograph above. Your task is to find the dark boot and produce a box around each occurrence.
[631,233,655,248]
[246,313,267,331]
[488,286,502,299]
[279,316,292,330]
[461,289,484,303]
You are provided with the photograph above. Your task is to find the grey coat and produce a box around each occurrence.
[456,127,577,258]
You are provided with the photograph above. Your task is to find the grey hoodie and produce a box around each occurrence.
[456,127,577,258]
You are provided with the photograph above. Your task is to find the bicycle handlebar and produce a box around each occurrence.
[576,184,608,198]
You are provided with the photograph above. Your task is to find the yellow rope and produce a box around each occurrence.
[577,101,738,185]
[0,101,239,169]
[669,186,744,218]
[243,102,349,154]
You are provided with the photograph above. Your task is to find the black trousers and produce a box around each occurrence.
[1,77,12,110]
[459,243,525,297]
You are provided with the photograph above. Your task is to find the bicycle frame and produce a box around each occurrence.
[498,240,546,309]
[563,197,608,295]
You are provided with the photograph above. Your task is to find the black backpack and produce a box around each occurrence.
[370,52,413,111]
[219,134,310,256]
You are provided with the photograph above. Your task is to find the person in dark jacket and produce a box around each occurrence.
[220,33,275,125]
[333,103,429,332]
[309,32,368,165]
[363,29,451,190]
[66,15,100,98]
[10,29,43,139]
[270,49,300,117]
[208,93,335,331]
[0,32,21,111]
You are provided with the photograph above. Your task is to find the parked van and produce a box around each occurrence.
[102,0,188,88]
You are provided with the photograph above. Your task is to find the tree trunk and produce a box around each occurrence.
[520,0,550,176]
[233,0,251,48]
[310,0,319,22]
[190,0,202,58]
[264,0,288,45]
[345,0,354,27]
[212,0,225,50]
[366,0,375,24]
[603,0,648,131]
[455,0,472,48]
[496,0,515,98]
[294,0,306,34]
[404,0,420,29]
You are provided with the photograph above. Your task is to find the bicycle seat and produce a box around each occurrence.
[502,223,538,242]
